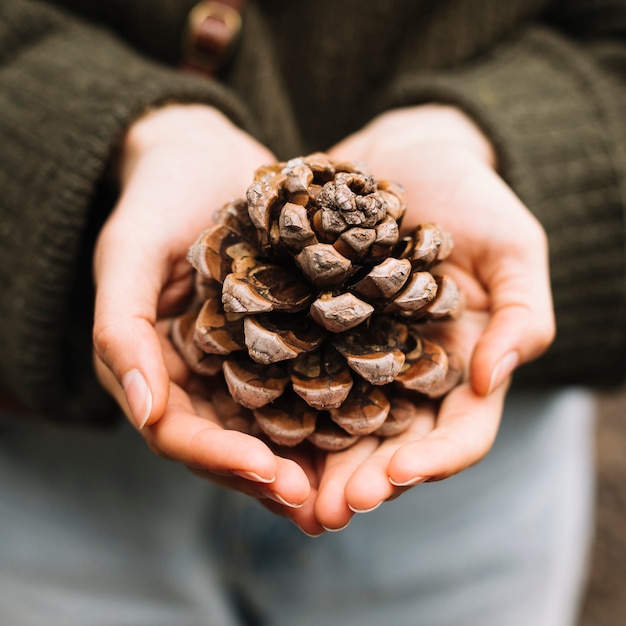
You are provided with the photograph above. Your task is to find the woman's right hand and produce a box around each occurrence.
[92,104,314,521]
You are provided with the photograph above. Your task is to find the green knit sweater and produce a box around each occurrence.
[1,0,625,423]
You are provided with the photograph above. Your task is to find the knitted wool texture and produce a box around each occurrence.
[0,0,624,422]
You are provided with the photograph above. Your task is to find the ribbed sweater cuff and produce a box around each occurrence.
[0,2,253,422]
[384,27,626,385]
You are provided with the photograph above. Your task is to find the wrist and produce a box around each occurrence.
[421,104,497,168]
[374,104,497,169]
[118,103,238,184]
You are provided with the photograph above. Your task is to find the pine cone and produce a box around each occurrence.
[172,153,463,450]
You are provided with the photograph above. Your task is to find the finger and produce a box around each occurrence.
[156,320,190,388]
[188,371,312,506]
[269,445,326,535]
[274,442,323,491]
[259,494,326,537]
[189,456,311,509]
[145,383,278,480]
[288,493,326,537]
[145,383,311,505]
[93,223,169,429]
[188,467,273,496]
[247,455,311,509]
[471,244,555,395]
[314,437,380,531]
[388,380,508,486]
[344,406,436,513]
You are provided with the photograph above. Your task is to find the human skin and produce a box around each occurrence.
[93,103,554,535]
[305,105,554,531]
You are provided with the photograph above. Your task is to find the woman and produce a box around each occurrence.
[0,1,623,623]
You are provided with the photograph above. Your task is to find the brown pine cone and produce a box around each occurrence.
[172,153,463,450]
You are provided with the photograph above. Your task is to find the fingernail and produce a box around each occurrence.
[260,490,304,509]
[488,351,519,394]
[389,475,427,487]
[348,500,383,514]
[292,522,325,538]
[322,519,351,532]
[122,369,152,429]
[232,470,276,484]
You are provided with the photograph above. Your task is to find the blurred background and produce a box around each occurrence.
[579,385,626,626]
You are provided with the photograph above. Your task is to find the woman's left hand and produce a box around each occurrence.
[277,104,555,532]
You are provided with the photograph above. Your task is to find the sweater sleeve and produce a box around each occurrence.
[380,2,626,387]
[0,0,255,423]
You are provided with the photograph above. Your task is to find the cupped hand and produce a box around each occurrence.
[301,104,556,531]
[295,309,508,533]
[330,104,555,396]
[92,104,310,508]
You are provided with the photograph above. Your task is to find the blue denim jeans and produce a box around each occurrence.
[0,388,594,625]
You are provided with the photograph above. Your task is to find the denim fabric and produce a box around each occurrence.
[0,388,594,625]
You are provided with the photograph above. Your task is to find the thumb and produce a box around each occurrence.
[471,257,555,395]
[93,227,170,429]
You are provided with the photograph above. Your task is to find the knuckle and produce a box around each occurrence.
[92,320,119,360]
[145,439,169,460]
